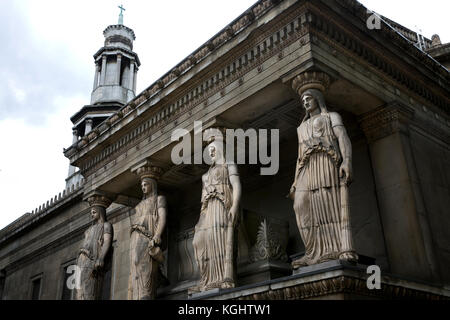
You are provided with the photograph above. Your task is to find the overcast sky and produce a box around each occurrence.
[0,0,449,230]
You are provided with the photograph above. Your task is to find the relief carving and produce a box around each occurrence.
[249,219,288,263]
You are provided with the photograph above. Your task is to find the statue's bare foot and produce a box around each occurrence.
[221,279,235,289]
[291,256,309,269]
[188,285,202,294]
[339,251,358,263]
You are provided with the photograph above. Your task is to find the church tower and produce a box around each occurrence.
[66,7,140,187]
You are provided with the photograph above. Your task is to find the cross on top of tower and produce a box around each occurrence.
[118,4,126,25]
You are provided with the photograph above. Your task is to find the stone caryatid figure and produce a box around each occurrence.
[76,194,113,300]
[289,72,358,269]
[128,165,167,300]
[192,129,241,292]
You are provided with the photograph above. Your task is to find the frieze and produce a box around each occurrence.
[358,103,415,142]
[236,275,449,300]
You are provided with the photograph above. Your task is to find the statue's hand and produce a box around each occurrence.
[339,161,352,185]
[152,235,162,246]
[287,184,296,199]
[229,205,239,226]
[94,258,104,270]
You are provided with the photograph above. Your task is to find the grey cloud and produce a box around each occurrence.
[0,2,92,125]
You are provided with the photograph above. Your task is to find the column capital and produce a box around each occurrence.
[131,160,164,181]
[84,190,114,208]
[358,102,415,143]
[291,71,331,96]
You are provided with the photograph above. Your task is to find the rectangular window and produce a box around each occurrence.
[60,260,76,300]
[31,277,41,300]
[61,265,73,300]
[0,271,5,300]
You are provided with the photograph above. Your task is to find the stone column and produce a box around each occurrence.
[68,129,79,176]
[129,60,135,90]
[85,119,93,136]
[133,69,137,92]
[93,64,100,90]
[100,55,107,85]
[359,102,440,282]
[116,54,122,85]
[72,128,78,144]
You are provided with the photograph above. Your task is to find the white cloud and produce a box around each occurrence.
[0,94,84,229]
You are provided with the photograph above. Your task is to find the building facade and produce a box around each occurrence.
[1,0,450,300]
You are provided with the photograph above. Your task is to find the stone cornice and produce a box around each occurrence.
[333,0,448,79]
[358,102,415,142]
[236,275,449,300]
[193,262,450,300]
[307,1,449,113]
[93,46,141,66]
[358,101,450,145]
[103,24,136,40]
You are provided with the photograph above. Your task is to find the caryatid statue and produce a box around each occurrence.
[192,128,242,292]
[76,194,113,300]
[289,72,358,269]
[128,165,167,300]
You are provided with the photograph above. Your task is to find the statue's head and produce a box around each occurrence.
[90,205,106,222]
[300,89,328,121]
[207,140,225,165]
[141,177,157,197]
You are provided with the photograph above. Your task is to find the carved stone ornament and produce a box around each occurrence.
[289,71,358,269]
[249,219,288,263]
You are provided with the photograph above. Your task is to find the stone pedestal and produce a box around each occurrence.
[238,259,291,286]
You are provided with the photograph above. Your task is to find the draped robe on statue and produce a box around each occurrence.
[128,195,162,300]
[294,112,353,265]
[76,222,112,300]
[193,163,234,290]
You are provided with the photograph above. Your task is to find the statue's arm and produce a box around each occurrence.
[153,196,167,246]
[331,112,352,184]
[290,127,302,194]
[200,174,208,212]
[97,223,113,269]
[228,164,241,226]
